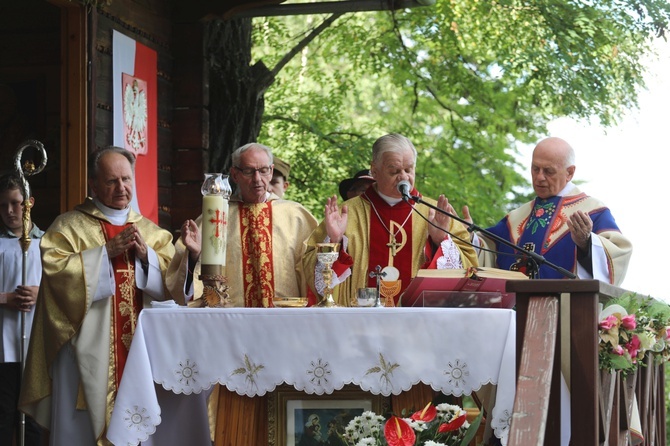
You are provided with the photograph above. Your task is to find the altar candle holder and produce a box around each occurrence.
[199,173,232,307]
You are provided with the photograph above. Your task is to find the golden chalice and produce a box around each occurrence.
[315,242,340,307]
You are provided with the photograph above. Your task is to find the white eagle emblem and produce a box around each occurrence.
[123,77,148,155]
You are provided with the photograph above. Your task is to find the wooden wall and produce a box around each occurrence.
[0,0,61,231]
[1,0,211,235]
[94,0,210,235]
[91,0,177,231]
[170,19,209,234]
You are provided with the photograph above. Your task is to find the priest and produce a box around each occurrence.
[467,136,632,284]
[166,142,317,307]
[19,147,175,445]
[303,133,478,307]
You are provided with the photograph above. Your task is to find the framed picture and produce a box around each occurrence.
[268,385,389,446]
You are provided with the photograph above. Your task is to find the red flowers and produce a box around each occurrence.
[384,416,416,446]
[438,413,468,433]
[410,402,437,423]
[343,402,478,446]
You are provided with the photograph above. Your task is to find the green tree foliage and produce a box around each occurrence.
[252,0,669,224]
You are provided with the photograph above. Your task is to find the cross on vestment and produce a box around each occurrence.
[386,234,402,257]
[209,210,227,237]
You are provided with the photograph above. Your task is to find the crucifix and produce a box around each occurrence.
[368,265,386,307]
[386,236,401,257]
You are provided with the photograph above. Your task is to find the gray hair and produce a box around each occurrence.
[564,145,576,168]
[88,146,136,180]
[371,133,417,165]
[231,143,274,167]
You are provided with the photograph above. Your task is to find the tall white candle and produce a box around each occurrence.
[201,195,228,266]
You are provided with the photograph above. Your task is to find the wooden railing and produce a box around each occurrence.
[506,280,667,446]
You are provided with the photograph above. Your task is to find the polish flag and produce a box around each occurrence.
[112,30,158,223]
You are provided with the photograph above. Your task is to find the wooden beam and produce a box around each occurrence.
[57,1,88,211]
[509,295,558,445]
[232,0,435,18]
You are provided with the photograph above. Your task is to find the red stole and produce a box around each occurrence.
[238,202,275,308]
[100,221,143,387]
[363,190,414,294]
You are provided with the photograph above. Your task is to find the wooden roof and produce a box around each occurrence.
[214,0,432,19]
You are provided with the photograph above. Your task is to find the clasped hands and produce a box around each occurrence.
[105,223,149,263]
[0,285,38,312]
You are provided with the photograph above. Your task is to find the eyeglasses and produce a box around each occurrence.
[233,165,273,177]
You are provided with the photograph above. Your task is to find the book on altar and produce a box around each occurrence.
[399,267,528,308]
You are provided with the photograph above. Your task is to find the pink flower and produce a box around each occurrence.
[621,314,636,330]
[612,345,625,355]
[664,327,670,340]
[599,315,618,330]
[535,209,545,217]
[626,335,641,358]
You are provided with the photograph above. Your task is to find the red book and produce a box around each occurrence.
[399,267,528,308]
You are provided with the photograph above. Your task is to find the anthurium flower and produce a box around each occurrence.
[410,402,437,423]
[384,416,416,446]
[437,413,467,433]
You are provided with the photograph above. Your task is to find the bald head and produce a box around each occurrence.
[531,137,576,199]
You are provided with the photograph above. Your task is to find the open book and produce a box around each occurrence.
[399,267,528,308]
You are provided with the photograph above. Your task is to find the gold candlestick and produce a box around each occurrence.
[199,173,232,307]
[315,242,340,307]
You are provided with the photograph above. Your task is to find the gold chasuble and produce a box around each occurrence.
[166,193,318,307]
[19,198,175,446]
[304,188,478,307]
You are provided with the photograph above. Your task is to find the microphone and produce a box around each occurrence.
[397,180,412,201]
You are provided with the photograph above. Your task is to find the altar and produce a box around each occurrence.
[107,307,516,445]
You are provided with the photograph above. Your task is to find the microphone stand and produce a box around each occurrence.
[406,193,576,280]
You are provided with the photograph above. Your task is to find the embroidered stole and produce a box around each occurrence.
[504,194,596,278]
[238,202,275,307]
[100,221,143,388]
[365,191,414,293]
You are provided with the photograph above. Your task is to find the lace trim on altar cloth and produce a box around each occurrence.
[436,237,463,270]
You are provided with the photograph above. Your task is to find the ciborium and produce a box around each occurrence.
[315,242,340,307]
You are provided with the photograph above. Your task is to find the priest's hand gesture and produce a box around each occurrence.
[427,195,454,245]
[106,223,148,263]
[324,195,348,244]
[566,210,593,251]
[180,219,201,263]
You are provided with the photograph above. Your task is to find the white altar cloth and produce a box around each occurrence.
[107,307,516,445]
